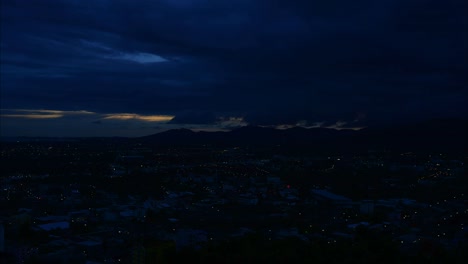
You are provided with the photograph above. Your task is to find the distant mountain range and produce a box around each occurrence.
[139,119,467,153]
[2,119,465,153]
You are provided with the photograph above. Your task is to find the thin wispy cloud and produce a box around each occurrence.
[217,117,248,128]
[80,40,115,52]
[0,109,174,123]
[273,121,364,130]
[114,52,168,64]
[81,39,168,64]
[324,121,365,131]
[0,109,95,119]
[103,113,175,122]
[1,114,64,119]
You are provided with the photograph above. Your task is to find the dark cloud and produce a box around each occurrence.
[1,0,466,136]
[169,111,217,125]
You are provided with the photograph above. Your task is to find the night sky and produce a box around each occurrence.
[1,0,467,137]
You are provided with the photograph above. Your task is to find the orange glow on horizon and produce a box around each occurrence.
[103,113,174,122]
[0,109,95,119]
[0,114,64,119]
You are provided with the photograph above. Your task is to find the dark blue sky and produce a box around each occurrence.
[1,0,467,137]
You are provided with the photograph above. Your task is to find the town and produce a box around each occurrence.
[0,139,466,263]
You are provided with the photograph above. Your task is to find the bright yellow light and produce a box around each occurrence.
[103,113,174,122]
[0,114,64,119]
[0,109,95,119]
[0,109,174,123]
[2,109,95,115]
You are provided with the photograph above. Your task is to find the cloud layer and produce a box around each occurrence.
[1,0,466,136]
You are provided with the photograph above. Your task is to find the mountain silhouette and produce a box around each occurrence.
[138,119,467,153]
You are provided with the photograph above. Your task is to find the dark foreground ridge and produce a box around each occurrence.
[0,119,466,263]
